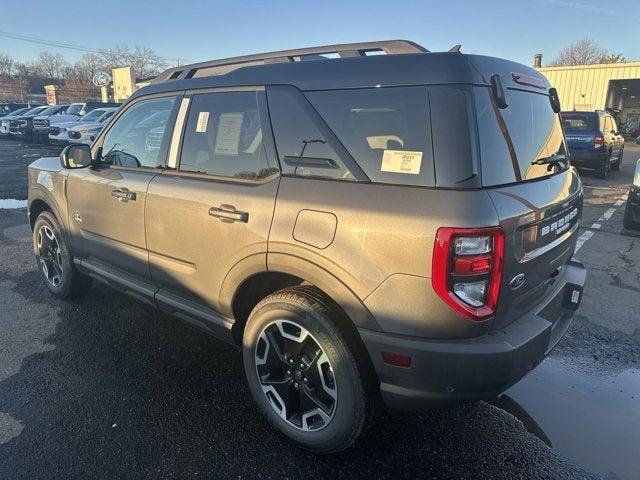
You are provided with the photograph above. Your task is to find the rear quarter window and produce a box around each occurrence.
[306,87,434,187]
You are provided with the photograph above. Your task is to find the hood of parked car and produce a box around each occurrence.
[49,114,81,125]
[70,121,105,130]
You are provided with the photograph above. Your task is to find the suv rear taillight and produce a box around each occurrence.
[432,227,504,321]
[593,136,604,149]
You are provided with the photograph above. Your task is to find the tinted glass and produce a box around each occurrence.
[66,104,83,115]
[307,87,434,186]
[179,92,270,179]
[475,87,566,186]
[101,96,176,168]
[80,109,105,122]
[560,112,599,131]
[267,87,354,181]
[429,85,477,187]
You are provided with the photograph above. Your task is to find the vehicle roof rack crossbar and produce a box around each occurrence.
[153,40,429,83]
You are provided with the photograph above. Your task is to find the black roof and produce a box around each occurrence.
[132,41,550,100]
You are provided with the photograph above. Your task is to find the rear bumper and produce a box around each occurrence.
[570,151,607,168]
[359,259,586,410]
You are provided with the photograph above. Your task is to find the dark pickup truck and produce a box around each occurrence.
[561,110,624,179]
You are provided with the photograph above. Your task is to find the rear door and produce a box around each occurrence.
[474,86,582,330]
[145,88,279,324]
[609,115,624,157]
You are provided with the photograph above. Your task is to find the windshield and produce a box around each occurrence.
[23,106,48,116]
[37,105,65,116]
[560,112,599,131]
[66,104,84,115]
[80,109,105,122]
[9,107,30,116]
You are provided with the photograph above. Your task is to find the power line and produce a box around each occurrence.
[0,29,194,65]
[0,30,100,53]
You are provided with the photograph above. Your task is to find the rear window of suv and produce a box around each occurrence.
[560,112,599,131]
[474,87,567,186]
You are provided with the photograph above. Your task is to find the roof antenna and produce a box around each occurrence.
[448,44,462,53]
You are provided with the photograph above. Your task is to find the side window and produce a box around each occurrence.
[101,96,176,168]
[307,87,434,187]
[179,91,270,179]
[267,86,354,181]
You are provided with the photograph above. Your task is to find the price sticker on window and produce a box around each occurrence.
[381,150,423,175]
[196,111,210,133]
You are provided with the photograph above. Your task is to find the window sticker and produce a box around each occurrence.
[380,150,422,175]
[214,113,243,156]
[196,111,210,133]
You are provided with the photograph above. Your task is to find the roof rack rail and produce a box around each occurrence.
[152,40,429,83]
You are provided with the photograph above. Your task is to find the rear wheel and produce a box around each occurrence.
[612,147,623,171]
[32,211,92,299]
[596,152,611,179]
[242,287,373,453]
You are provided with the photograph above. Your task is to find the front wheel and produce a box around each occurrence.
[242,287,374,453]
[32,211,92,299]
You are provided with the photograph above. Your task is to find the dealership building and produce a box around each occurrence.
[534,54,640,127]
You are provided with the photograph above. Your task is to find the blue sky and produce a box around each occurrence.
[1,0,639,68]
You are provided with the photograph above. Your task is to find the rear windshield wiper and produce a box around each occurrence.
[532,154,568,169]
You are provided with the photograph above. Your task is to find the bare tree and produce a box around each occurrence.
[127,46,168,78]
[0,53,15,76]
[34,52,69,79]
[549,38,625,66]
[98,45,167,78]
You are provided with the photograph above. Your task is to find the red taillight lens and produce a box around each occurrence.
[432,227,504,321]
[594,136,604,149]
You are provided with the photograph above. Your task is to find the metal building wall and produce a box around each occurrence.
[536,63,640,111]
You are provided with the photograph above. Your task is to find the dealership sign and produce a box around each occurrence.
[92,71,112,87]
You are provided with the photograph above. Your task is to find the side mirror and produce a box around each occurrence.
[633,159,640,188]
[60,144,92,169]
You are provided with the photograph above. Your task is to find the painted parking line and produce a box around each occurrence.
[575,230,595,252]
[576,192,630,253]
[598,208,617,222]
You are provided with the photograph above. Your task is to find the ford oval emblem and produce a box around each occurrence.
[509,273,526,290]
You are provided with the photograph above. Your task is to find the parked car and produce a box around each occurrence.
[27,40,586,453]
[0,107,38,136]
[48,101,121,125]
[49,107,118,145]
[7,105,51,141]
[32,104,71,143]
[623,159,640,233]
[560,110,624,179]
[0,102,34,118]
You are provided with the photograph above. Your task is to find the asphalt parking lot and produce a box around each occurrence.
[0,138,638,479]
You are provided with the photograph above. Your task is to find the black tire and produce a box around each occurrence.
[32,210,92,299]
[242,287,374,454]
[612,148,623,171]
[596,152,610,179]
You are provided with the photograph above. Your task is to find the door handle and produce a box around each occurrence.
[208,205,248,223]
[111,189,137,202]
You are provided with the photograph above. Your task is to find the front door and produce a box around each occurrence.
[145,89,279,319]
[66,94,180,286]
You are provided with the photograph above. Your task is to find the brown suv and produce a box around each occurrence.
[28,40,586,453]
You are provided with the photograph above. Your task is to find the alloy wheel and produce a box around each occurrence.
[37,225,63,287]
[254,319,337,431]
